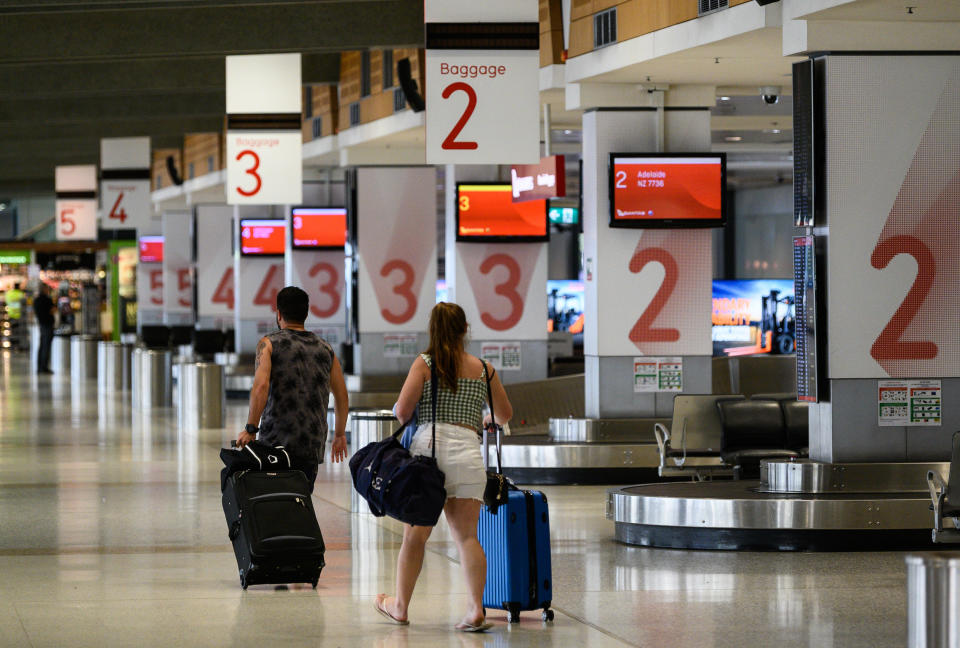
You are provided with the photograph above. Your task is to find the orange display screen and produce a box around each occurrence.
[456,184,548,241]
[291,208,346,249]
[610,154,725,228]
[240,219,285,255]
[139,236,163,263]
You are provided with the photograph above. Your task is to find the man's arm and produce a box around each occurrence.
[237,337,272,447]
[329,355,349,463]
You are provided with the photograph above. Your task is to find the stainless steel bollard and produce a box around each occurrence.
[177,362,225,430]
[349,410,399,512]
[98,341,126,393]
[131,348,172,410]
[29,324,40,372]
[70,335,99,381]
[51,334,71,374]
[907,553,960,647]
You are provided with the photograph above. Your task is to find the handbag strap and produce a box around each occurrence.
[430,359,438,458]
[481,360,502,475]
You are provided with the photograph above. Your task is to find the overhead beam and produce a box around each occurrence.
[0,1,424,65]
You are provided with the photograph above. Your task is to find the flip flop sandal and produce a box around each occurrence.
[374,597,409,626]
[455,620,493,633]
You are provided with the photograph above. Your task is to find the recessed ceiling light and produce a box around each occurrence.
[725,136,742,142]
[563,129,572,135]
[771,129,781,134]
[719,96,731,101]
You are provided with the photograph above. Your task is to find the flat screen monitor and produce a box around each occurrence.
[240,219,286,256]
[609,153,726,228]
[456,183,548,242]
[291,207,347,250]
[138,236,163,263]
[712,279,795,357]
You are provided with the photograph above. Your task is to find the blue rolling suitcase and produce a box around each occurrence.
[478,488,554,622]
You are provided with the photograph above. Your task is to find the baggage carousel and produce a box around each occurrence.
[607,459,944,551]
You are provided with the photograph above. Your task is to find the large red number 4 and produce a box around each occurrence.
[441,82,478,151]
[479,254,524,331]
[309,262,340,318]
[870,235,937,361]
[379,260,417,324]
[253,265,284,312]
[629,248,680,343]
[109,192,127,223]
[212,268,235,311]
[235,150,262,197]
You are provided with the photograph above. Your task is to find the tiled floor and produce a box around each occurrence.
[0,353,911,647]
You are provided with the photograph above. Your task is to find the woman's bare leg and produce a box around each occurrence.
[380,523,433,621]
[444,497,486,625]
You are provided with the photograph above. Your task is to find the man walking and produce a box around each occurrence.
[237,286,348,489]
[33,283,55,374]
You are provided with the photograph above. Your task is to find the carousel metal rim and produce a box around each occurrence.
[607,481,932,531]
[489,442,660,469]
[761,458,949,494]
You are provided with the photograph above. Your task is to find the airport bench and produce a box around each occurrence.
[654,394,745,480]
[717,399,803,479]
[927,431,960,543]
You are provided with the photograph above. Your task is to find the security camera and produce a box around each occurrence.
[760,85,780,105]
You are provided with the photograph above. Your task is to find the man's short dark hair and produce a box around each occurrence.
[277,286,309,323]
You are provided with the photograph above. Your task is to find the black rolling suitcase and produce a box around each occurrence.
[221,469,325,589]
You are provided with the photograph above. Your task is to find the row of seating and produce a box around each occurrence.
[140,325,232,354]
[654,393,809,480]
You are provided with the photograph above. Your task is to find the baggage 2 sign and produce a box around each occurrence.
[424,0,539,165]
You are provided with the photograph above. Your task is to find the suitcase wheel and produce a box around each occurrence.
[542,609,554,623]
[507,604,521,624]
[311,578,319,589]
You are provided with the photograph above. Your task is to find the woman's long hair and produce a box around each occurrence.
[426,302,467,393]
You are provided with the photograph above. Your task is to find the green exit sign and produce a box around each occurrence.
[548,206,579,225]
[0,251,29,265]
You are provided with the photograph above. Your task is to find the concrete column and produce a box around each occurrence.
[582,106,714,418]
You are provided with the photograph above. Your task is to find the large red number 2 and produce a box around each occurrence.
[870,235,937,361]
[235,150,262,197]
[380,260,417,324]
[309,262,340,318]
[629,248,679,343]
[253,265,283,312]
[479,254,524,331]
[212,268,235,310]
[441,82,478,151]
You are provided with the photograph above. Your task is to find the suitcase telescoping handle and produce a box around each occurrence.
[481,360,503,474]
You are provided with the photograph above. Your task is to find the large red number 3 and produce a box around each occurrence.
[309,262,340,318]
[235,150,262,197]
[870,235,937,361]
[253,265,283,312]
[479,254,524,331]
[212,268,235,311]
[441,82,478,151]
[380,260,417,324]
[629,248,679,343]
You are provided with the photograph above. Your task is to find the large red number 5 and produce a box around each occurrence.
[870,235,937,361]
[212,268,235,310]
[629,248,680,343]
[309,262,341,318]
[441,82,478,151]
[235,150,262,197]
[60,209,76,236]
[380,260,417,324]
[479,254,524,331]
[177,268,191,307]
[150,269,163,306]
[253,265,283,312]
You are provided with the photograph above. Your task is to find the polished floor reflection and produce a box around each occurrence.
[0,353,909,647]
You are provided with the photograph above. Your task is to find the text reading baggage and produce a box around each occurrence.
[440,63,507,79]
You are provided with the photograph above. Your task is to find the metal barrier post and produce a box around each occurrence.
[177,362,225,430]
[131,348,172,410]
[906,553,960,648]
[70,334,99,382]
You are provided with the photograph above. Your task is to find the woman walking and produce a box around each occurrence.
[375,302,513,632]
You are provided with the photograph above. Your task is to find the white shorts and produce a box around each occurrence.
[409,422,485,502]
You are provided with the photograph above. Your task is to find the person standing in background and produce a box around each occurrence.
[33,283,55,374]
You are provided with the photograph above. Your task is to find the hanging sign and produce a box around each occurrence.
[424,0,539,165]
[100,137,152,230]
[225,53,302,205]
[511,156,566,202]
[55,165,98,241]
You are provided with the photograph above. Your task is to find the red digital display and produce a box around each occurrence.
[240,219,286,256]
[610,154,726,228]
[456,184,548,242]
[291,208,347,249]
[139,236,163,263]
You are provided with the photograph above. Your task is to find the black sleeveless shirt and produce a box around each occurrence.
[258,329,335,462]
